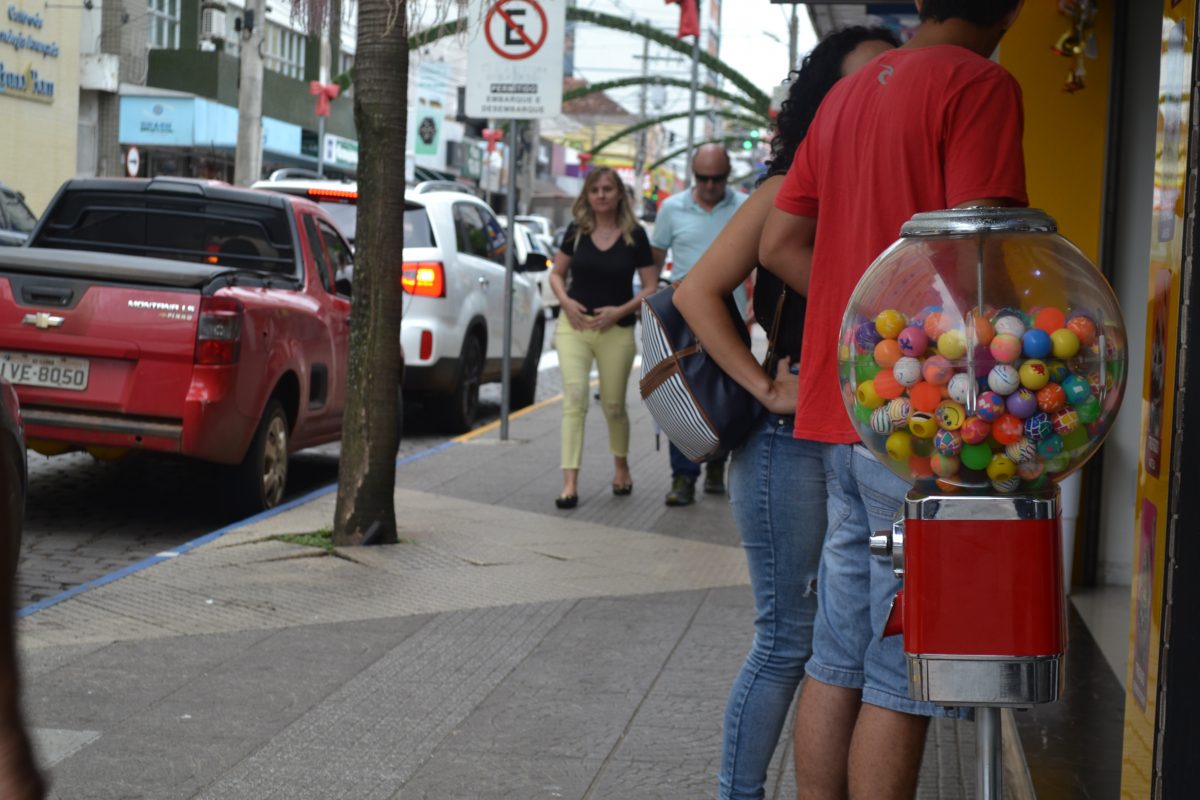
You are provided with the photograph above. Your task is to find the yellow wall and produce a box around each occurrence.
[999,2,1113,263]
[0,2,80,214]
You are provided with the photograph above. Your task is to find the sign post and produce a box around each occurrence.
[465,0,565,440]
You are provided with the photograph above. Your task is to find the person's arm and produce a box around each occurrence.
[549,250,591,331]
[674,176,797,415]
[759,208,816,297]
[592,228,660,331]
[651,247,668,271]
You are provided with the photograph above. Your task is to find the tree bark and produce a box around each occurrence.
[333,0,408,546]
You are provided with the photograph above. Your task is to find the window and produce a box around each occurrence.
[453,204,490,259]
[264,23,307,80]
[476,207,508,265]
[319,221,354,290]
[403,206,435,248]
[303,216,333,292]
[0,191,36,234]
[147,0,181,50]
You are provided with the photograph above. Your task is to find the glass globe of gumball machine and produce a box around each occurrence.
[843,209,1127,799]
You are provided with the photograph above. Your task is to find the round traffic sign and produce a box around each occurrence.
[484,0,549,61]
[126,146,140,177]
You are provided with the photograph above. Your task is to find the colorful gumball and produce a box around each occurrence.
[991,476,1021,493]
[908,382,943,413]
[967,313,995,346]
[935,400,966,430]
[1005,438,1038,464]
[1050,328,1081,359]
[897,326,928,357]
[886,398,912,428]
[986,454,1017,483]
[975,391,1006,421]
[1036,383,1067,413]
[855,353,881,383]
[1045,452,1071,473]
[990,333,1022,363]
[875,309,906,339]
[909,455,934,479]
[988,364,1021,395]
[1063,426,1090,454]
[922,355,954,385]
[1018,359,1050,391]
[1045,359,1071,384]
[961,416,991,445]
[1023,412,1052,441]
[1036,434,1065,458]
[1051,408,1080,435]
[856,321,883,351]
[1076,396,1101,424]
[934,428,963,456]
[930,452,960,478]
[909,412,938,439]
[853,402,874,424]
[934,478,963,493]
[937,330,967,360]
[886,430,913,461]
[870,407,894,435]
[1006,388,1038,419]
[892,357,922,387]
[947,373,973,405]
[1018,459,1045,480]
[1066,315,1097,347]
[1034,306,1067,334]
[873,369,904,400]
[1061,374,1092,405]
[1021,329,1052,358]
[922,311,944,339]
[992,413,1024,445]
[856,379,885,409]
[960,443,993,471]
[873,339,902,368]
[993,313,1026,339]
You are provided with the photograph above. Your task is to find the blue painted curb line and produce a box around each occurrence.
[18,439,461,618]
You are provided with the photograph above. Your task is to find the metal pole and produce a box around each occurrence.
[500,121,518,440]
[635,28,649,177]
[788,4,799,72]
[685,0,701,184]
[234,0,266,185]
[317,117,326,176]
[976,707,1002,800]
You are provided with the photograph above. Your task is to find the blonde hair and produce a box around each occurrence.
[571,167,639,246]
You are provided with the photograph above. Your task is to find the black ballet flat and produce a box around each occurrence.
[612,483,633,496]
[555,494,579,509]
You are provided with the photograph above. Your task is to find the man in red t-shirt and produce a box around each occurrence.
[759,1,1027,797]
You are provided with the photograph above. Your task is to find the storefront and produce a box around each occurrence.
[1,1,80,213]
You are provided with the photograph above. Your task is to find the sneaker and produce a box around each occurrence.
[665,476,696,507]
[704,462,726,495]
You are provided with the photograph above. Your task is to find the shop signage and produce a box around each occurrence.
[0,3,59,104]
[323,133,358,169]
[414,109,442,156]
[464,0,564,119]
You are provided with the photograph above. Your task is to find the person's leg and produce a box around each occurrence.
[554,319,594,497]
[705,450,728,494]
[666,441,701,505]
[592,324,636,486]
[794,679,861,800]
[719,419,827,800]
[848,705,929,799]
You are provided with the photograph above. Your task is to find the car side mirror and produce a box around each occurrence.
[519,254,550,273]
[336,277,352,296]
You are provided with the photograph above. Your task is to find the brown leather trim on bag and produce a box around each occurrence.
[640,344,700,397]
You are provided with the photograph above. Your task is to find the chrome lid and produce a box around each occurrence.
[900,208,1057,238]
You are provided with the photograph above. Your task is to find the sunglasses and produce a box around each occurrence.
[694,172,729,184]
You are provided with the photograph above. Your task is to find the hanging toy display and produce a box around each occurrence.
[1053,0,1099,94]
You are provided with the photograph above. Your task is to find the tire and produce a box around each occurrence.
[230,399,289,514]
[511,317,543,410]
[435,334,483,434]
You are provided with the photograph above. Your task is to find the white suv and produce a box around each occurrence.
[252,174,546,432]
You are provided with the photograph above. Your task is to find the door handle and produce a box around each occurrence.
[478,277,490,288]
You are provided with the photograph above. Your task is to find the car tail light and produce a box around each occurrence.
[195,295,244,365]
[419,330,433,360]
[307,188,358,202]
[402,261,445,297]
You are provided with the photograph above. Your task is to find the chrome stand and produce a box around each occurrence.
[976,706,1002,800]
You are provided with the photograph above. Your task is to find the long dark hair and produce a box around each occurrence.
[764,25,901,179]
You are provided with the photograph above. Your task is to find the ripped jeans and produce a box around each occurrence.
[719,416,828,800]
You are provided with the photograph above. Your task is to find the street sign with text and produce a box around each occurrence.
[465,0,565,119]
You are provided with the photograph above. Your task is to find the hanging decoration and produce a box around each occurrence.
[309,81,341,117]
[1052,0,1099,94]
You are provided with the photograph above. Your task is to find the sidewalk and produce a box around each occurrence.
[17,384,1019,799]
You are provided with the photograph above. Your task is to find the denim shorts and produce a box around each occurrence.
[806,443,968,718]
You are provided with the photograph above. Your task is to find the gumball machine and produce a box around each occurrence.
[842,209,1126,798]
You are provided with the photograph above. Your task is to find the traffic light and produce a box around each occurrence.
[741,138,753,151]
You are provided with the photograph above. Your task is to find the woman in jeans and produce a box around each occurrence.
[549,167,658,509]
[674,27,900,800]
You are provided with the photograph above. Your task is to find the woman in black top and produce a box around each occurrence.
[549,166,658,509]
[672,27,900,799]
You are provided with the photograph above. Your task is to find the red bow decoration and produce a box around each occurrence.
[663,0,699,39]
[482,128,505,153]
[309,81,341,118]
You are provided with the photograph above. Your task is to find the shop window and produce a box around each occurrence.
[264,23,307,80]
[147,0,181,50]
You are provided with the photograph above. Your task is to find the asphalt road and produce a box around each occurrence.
[16,321,564,608]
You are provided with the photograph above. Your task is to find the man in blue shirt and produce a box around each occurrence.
[651,145,747,506]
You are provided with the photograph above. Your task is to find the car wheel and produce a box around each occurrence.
[436,334,483,434]
[511,317,544,410]
[231,399,289,514]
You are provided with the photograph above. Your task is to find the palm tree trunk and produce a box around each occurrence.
[333,0,408,545]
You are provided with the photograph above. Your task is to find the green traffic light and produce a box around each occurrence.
[742,140,753,151]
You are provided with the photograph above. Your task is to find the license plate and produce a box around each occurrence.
[0,352,90,391]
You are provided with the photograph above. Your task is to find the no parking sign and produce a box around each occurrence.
[464,0,565,119]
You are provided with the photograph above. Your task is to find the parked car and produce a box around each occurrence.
[512,222,558,316]
[256,176,547,432]
[0,177,372,512]
[514,214,554,240]
[0,378,25,567]
[0,182,37,247]
[251,175,360,245]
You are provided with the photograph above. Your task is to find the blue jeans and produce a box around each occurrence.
[669,441,726,479]
[719,415,827,800]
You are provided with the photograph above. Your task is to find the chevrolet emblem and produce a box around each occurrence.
[21,312,65,329]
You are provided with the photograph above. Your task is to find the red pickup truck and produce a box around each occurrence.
[0,177,369,512]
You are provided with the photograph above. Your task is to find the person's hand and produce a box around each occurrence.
[0,727,46,800]
[561,298,591,331]
[591,305,624,332]
[761,358,799,415]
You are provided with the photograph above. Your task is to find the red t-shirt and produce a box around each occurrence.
[776,45,1028,443]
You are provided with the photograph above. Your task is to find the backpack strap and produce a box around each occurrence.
[639,344,701,397]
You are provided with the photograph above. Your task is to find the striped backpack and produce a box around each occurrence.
[638,285,765,463]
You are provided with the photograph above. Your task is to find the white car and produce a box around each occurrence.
[509,221,558,317]
[252,173,546,433]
